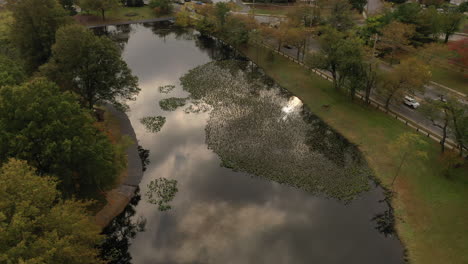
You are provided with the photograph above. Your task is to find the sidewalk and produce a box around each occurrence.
[94,104,143,228]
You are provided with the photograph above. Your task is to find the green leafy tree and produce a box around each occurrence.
[59,0,77,15]
[445,98,468,156]
[389,133,427,188]
[0,159,105,264]
[327,0,355,32]
[440,9,464,43]
[419,98,450,153]
[0,78,119,196]
[349,0,367,13]
[307,27,361,91]
[0,55,25,87]
[214,2,230,28]
[6,0,71,72]
[80,0,120,21]
[42,24,139,109]
[378,57,431,109]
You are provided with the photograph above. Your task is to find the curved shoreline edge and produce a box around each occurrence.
[95,104,143,228]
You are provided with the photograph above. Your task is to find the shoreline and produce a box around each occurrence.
[94,104,143,228]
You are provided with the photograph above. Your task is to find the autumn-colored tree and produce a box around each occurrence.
[378,57,431,109]
[285,27,309,60]
[286,5,314,27]
[448,39,468,75]
[417,42,453,65]
[0,159,105,263]
[388,133,427,188]
[378,21,415,65]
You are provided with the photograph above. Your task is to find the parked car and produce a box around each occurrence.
[403,96,420,109]
[283,45,293,49]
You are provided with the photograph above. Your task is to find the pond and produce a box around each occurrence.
[98,22,405,264]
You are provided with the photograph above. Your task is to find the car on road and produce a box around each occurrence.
[283,45,293,49]
[403,96,420,109]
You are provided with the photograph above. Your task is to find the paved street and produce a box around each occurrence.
[260,38,466,143]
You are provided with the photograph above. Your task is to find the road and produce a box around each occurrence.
[260,38,466,143]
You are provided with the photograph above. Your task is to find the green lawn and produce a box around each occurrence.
[105,6,158,21]
[249,8,289,16]
[241,44,468,264]
[79,6,172,26]
[431,66,468,95]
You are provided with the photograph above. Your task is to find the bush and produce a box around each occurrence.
[126,0,145,7]
[149,0,173,15]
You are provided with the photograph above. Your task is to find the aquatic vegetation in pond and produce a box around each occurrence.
[159,97,187,111]
[180,60,371,201]
[184,100,212,114]
[145,178,178,211]
[158,84,176,94]
[140,116,166,133]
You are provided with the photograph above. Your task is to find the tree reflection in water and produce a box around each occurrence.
[99,188,146,264]
[99,145,151,263]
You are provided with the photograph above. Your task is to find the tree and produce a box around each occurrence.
[0,54,25,87]
[214,2,230,28]
[41,24,139,110]
[0,78,120,196]
[0,159,105,263]
[285,27,308,60]
[349,0,367,13]
[80,0,120,21]
[223,15,255,47]
[175,10,192,27]
[415,6,441,43]
[389,133,427,188]
[327,0,355,32]
[440,9,463,43]
[307,27,362,91]
[417,42,453,65]
[378,58,431,109]
[59,0,77,15]
[6,0,71,72]
[419,98,450,153]
[445,98,468,156]
[378,21,415,65]
[286,5,314,27]
[149,0,173,15]
[126,0,144,7]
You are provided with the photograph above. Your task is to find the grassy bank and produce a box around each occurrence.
[430,66,467,95]
[241,45,468,264]
[75,6,171,26]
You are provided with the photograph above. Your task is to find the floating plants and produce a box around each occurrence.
[145,178,178,211]
[140,116,166,133]
[158,84,176,94]
[159,97,187,111]
[180,60,372,201]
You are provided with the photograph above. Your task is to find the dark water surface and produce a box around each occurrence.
[102,23,404,264]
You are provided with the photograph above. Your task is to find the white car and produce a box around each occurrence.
[403,96,420,109]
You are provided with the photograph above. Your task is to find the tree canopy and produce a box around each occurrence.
[0,78,120,196]
[0,159,105,264]
[42,24,140,109]
[7,0,71,72]
[80,0,120,21]
[0,55,25,87]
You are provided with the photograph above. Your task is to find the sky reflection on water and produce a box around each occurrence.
[109,23,405,264]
